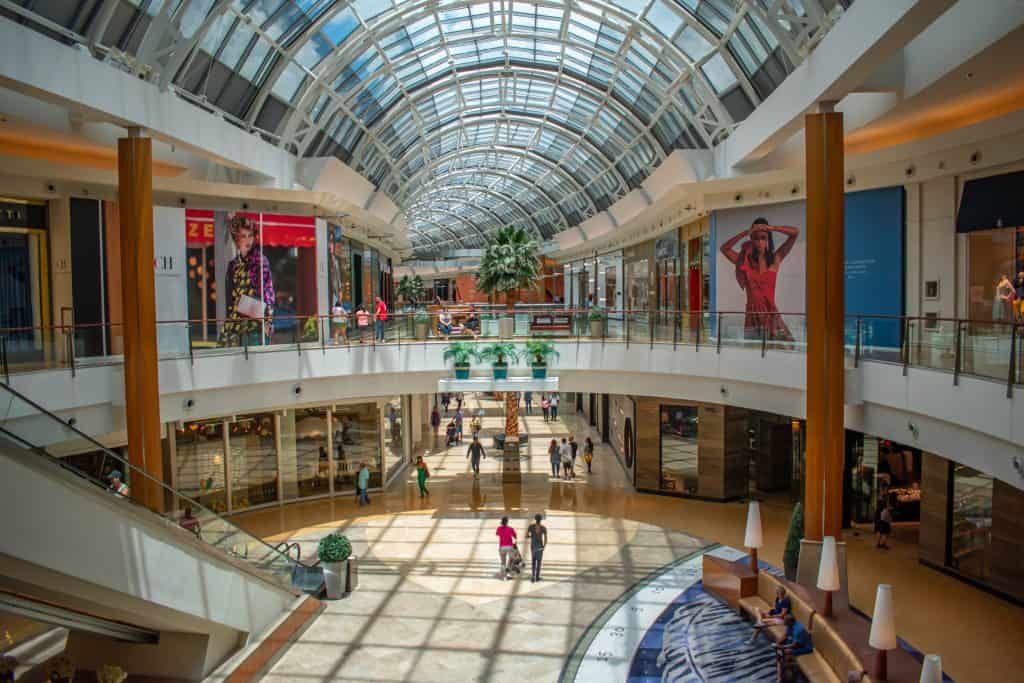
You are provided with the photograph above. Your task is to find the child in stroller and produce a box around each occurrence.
[445,420,458,447]
[507,544,525,577]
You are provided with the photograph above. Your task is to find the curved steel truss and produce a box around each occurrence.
[9,0,846,255]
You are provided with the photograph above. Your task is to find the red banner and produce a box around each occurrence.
[185,209,315,248]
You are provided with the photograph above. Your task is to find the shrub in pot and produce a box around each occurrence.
[479,342,519,379]
[588,308,606,338]
[524,340,559,379]
[318,532,352,599]
[414,309,431,340]
[443,341,479,379]
[782,502,803,581]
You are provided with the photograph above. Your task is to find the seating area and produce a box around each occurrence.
[737,571,870,683]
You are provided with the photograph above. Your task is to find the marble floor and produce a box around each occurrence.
[232,396,1024,683]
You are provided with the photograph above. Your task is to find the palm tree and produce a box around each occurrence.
[476,227,541,310]
[396,275,423,307]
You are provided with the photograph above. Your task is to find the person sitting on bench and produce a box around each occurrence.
[774,613,813,681]
[750,585,791,642]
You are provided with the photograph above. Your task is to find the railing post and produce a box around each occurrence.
[761,320,768,358]
[1007,323,1017,399]
[187,322,195,368]
[295,317,301,356]
[1,336,8,384]
[626,310,630,348]
[902,318,910,376]
[67,328,76,378]
[673,312,679,350]
[716,312,722,354]
[244,333,249,361]
[649,311,654,350]
[953,320,963,386]
[321,317,327,354]
[854,316,862,368]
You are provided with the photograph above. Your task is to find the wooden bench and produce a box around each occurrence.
[528,313,571,332]
[738,571,870,683]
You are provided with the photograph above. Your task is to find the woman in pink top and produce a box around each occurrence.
[496,516,517,580]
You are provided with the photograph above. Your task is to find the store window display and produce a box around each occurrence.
[229,413,278,509]
[332,403,381,492]
[174,420,227,513]
[659,405,699,494]
[950,465,993,583]
[279,407,330,500]
[382,397,406,483]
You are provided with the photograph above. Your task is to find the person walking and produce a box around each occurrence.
[430,404,441,439]
[357,462,371,505]
[541,396,551,422]
[331,299,348,345]
[441,392,451,414]
[355,304,370,343]
[548,439,560,478]
[524,391,533,415]
[875,500,892,549]
[569,435,578,470]
[374,296,388,341]
[527,513,548,583]
[550,393,560,420]
[415,456,430,497]
[454,407,464,442]
[560,438,573,480]
[583,437,595,473]
[467,435,486,478]
[496,516,517,580]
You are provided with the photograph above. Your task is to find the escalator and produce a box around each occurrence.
[0,382,322,680]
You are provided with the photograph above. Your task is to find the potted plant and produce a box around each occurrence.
[443,341,479,379]
[302,315,320,342]
[479,342,520,379]
[414,309,432,341]
[524,340,559,379]
[318,532,352,600]
[782,501,804,581]
[476,227,541,338]
[588,307,606,338]
[47,656,74,683]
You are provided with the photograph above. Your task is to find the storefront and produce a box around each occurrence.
[957,169,1024,323]
[608,394,635,485]
[844,432,922,528]
[743,411,803,501]
[169,398,405,515]
[0,199,51,364]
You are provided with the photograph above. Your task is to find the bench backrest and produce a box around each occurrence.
[812,617,869,683]
[757,570,781,604]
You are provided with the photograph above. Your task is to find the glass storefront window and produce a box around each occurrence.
[332,402,381,492]
[659,404,699,494]
[280,407,330,500]
[382,397,405,483]
[175,420,227,513]
[967,228,1024,322]
[229,413,278,510]
[951,465,993,582]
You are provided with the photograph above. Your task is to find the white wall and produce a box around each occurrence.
[154,206,189,355]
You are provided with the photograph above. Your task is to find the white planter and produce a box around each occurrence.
[498,316,515,338]
[590,319,604,338]
[322,560,347,600]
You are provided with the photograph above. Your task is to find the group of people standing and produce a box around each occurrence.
[548,435,594,479]
[495,514,548,582]
[523,392,559,421]
[330,296,389,343]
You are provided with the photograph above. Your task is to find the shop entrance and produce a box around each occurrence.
[845,432,922,543]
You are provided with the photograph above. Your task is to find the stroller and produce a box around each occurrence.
[507,544,525,577]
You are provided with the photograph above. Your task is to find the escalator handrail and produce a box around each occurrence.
[0,383,301,577]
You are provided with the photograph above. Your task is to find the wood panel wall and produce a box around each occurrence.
[919,452,950,566]
[990,480,1024,600]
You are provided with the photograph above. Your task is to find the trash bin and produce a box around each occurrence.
[346,556,358,593]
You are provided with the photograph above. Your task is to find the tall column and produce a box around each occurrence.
[118,132,163,511]
[804,110,845,541]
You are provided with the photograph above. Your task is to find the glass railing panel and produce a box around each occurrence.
[0,326,68,374]
[0,383,299,590]
[856,316,904,365]
[907,319,958,372]
[961,321,1013,382]
[625,311,651,345]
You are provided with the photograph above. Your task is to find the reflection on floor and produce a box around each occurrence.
[231,395,1024,683]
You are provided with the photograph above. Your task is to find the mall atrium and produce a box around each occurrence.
[0,1,1022,681]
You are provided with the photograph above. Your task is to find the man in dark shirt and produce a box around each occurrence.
[526,513,548,582]
[467,436,486,478]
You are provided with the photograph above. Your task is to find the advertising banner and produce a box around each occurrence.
[711,187,904,347]
[184,209,317,348]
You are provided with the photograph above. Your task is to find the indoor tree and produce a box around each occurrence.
[476,226,541,311]
[396,274,424,307]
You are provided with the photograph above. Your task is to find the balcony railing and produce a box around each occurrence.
[1,309,1020,396]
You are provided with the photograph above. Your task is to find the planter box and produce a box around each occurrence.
[454,363,471,379]
[493,364,509,379]
[532,364,547,379]
[590,319,604,338]
[415,321,429,340]
[322,560,348,600]
[498,316,515,338]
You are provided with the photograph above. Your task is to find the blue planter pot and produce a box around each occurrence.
[532,365,547,379]
[493,364,508,379]
[454,364,470,380]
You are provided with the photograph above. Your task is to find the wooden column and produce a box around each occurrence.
[804,111,845,541]
[118,133,163,511]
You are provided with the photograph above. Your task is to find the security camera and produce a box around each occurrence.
[183,397,195,410]
[67,417,77,427]
[720,386,728,397]
[242,202,249,210]
[907,420,919,440]
[47,184,56,193]
[179,197,187,206]
[293,385,302,396]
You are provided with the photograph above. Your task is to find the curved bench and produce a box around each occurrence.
[738,571,870,683]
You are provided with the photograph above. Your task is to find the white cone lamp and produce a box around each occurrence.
[816,535,841,617]
[869,584,897,681]
[919,654,942,683]
[744,501,763,573]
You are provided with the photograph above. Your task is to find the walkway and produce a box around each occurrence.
[231,397,1024,682]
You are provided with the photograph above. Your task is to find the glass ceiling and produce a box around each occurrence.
[7,0,849,255]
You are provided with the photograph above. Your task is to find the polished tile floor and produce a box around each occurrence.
[233,396,1024,683]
